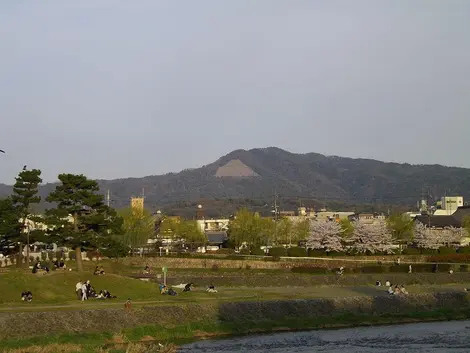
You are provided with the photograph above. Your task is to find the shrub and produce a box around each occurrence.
[239,249,250,255]
[269,247,287,257]
[307,249,327,257]
[458,247,470,254]
[217,248,235,255]
[250,248,265,256]
[68,251,76,260]
[438,247,456,255]
[459,264,470,272]
[40,252,47,261]
[402,247,420,255]
[287,247,307,257]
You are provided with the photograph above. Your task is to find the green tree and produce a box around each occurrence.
[229,208,260,249]
[11,167,42,266]
[158,217,180,241]
[387,213,414,246]
[0,197,20,254]
[292,218,310,244]
[178,220,206,250]
[276,217,294,246]
[339,218,354,237]
[46,174,123,271]
[118,207,155,251]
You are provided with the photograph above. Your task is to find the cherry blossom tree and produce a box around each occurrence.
[441,226,464,246]
[413,221,442,250]
[307,220,344,252]
[349,219,394,254]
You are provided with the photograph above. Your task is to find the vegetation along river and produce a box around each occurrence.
[180,320,470,352]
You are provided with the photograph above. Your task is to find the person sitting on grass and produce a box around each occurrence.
[94,266,105,276]
[168,287,177,296]
[32,262,41,274]
[21,291,33,302]
[183,283,194,292]
[376,280,382,287]
[124,298,132,311]
[207,284,218,293]
[160,284,168,295]
[143,264,151,274]
[399,285,408,295]
[336,267,344,276]
[387,286,394,295]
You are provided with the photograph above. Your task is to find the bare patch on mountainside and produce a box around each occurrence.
[215,159,260,178]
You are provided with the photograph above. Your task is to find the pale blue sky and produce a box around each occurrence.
[1,0,469,183]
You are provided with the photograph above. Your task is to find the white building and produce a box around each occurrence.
[196,218,229,233]
[438,196,464,215]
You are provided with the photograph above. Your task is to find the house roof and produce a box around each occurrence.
[206,231,227,244]
[414,215,462,228]
[451,206,470,222]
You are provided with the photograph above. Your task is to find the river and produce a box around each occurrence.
[180,320,470,352]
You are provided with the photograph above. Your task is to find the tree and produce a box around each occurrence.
[46,174,122,271]
[276,217,294,246]
[177,220,206,250]
[292,218,310,244]
[158,217,180,242]
[441,226,465,246]
[11,167,42,266]
[229,208,269,249]
[339,218,354,237]
[413,221,442,250]
[307,220,344,253]
[349,219,394,254]
[118,208,155,251]
[387,213,414,246]
[0,197,20,254]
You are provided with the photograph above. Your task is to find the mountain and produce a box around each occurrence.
[1,147,470,216]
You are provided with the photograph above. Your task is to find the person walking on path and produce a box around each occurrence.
[81,281,88,301]
[75,280,83,300]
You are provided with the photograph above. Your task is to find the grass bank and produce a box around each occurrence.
[1,292,470,352]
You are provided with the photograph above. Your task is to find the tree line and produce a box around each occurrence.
[229,208,469,254]
[0,167,205,270]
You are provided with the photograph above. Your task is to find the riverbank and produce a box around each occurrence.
[2,291,470,352]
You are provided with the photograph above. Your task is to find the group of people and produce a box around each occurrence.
[376,280,408,295]
[32,262,49,274]
[93,266,105,276]
[75,279,116,301]
[159,284,177,296]
[21,291,33,302]
[53,259,67,270]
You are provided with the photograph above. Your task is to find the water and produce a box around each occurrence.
[180,320,470,352]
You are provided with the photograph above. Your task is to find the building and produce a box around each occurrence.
[439,196,464,215]
[196,218,229,233]
[315,211,355,222]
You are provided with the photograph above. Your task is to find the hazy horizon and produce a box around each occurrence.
[1,1,469,184]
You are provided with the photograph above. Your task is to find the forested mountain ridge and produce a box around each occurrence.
[1,147,469,216]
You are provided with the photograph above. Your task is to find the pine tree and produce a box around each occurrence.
[307,220,344,253]
[11,167,42,266]
[0,197,21,254]
[349,219,394,254]
[46,174,122,271]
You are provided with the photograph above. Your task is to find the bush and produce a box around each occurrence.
[438,247,456,255]
[239,249,250,255]
[68,251,76,260]
[40,252,47,261]
[269,247,287,257]
[458,247,470,254]
[307,249,327,257]
[287,247,307,257]
[217,248,235,255]
[402,247,420,255]
[459,264,470,272]
[250,248,265,256]
[291,266,329,274]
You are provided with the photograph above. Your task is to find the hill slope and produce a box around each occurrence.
[1,147,469,213]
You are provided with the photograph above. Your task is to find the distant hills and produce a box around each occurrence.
[1,147,470,217]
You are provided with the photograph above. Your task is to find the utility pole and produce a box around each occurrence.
[273,191,278,244]
[106,189,110,207]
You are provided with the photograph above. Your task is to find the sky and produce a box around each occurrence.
[0,0,469,184]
